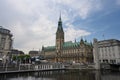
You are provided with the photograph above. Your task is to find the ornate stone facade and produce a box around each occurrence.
[42,16,93,64]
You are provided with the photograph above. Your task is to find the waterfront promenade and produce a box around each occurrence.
[0,63,66,74]
[0,62,95,74]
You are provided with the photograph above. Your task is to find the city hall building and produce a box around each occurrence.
[41,16,93,64]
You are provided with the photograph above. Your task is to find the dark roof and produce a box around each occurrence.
[44,46,56,51]
[11,49,24,54]
[29,51,38,54]
[98,39,120,43]
[98,39,120,46]
[0,26,12,36]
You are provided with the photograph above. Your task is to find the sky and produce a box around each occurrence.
[0,0,120,53]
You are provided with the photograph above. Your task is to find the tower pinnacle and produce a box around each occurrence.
[59,12,61,22]
[57,14,63,32]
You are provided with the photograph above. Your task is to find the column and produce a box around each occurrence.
[93,38,100,69]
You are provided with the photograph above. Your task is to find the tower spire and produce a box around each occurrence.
[57,13,63,32]
[56,13,64,62]
[59,11,61,21]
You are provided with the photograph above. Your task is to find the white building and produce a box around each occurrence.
[97,39,120,64]
[0,26,13,62]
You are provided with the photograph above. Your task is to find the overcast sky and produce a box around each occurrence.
[0,0,120,53]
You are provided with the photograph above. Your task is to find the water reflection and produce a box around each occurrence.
[0,70,120,80]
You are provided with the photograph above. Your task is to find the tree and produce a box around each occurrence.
[12,54,31,63]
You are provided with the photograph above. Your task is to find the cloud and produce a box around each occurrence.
[116,0,120,5]
[55,0,102,19]
[0,0,102,53]
[65,23,91,41]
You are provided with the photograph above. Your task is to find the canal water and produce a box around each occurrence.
[0,70,120,80]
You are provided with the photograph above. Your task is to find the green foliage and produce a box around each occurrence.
[12,54,30,61]
[12,55,17,60]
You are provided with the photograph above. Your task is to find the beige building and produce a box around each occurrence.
[29,50,39,57]
[0,26,13,62]
[41,17,93,64]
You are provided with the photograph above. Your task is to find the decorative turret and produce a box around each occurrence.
[80,37,84,43]
[85,39,87,42]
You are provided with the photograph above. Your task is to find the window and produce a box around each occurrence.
[1,37,6,49]
[113,52,115,57]
[112,47,114,52]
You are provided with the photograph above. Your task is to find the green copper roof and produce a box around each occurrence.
[62,41,80,49]
[62,40,92,49]
[43,40,92,51]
